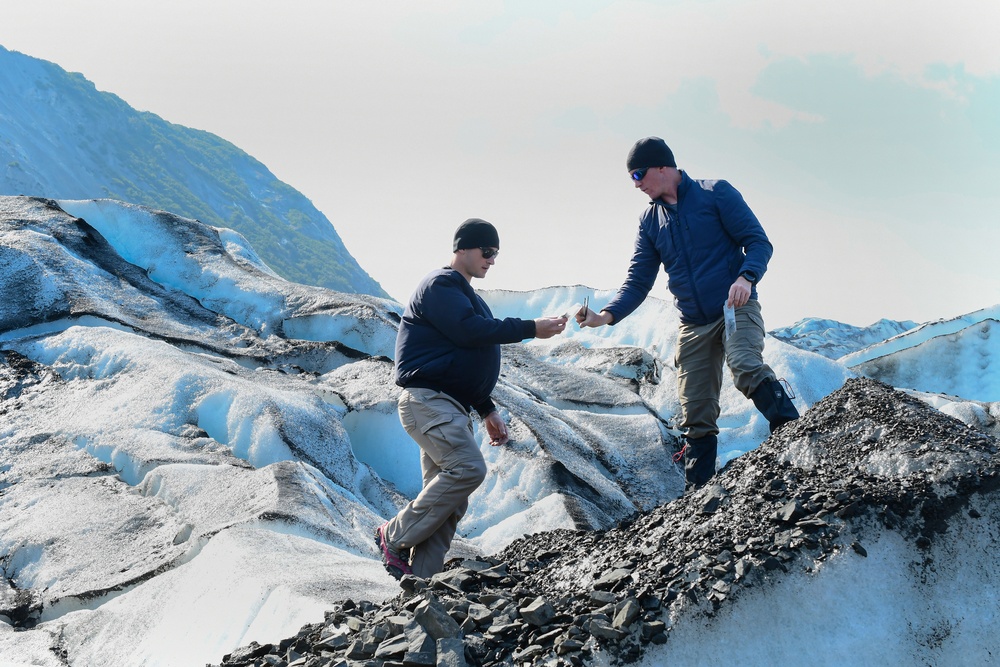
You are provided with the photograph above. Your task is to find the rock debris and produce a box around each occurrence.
[211,378,999,667]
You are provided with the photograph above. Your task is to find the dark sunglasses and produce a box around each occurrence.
[630,167,649,182]
[480,247,499,259]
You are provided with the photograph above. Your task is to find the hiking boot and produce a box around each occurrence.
[374,522,412,580]
[750,378,800,432]
[683,434,718,491]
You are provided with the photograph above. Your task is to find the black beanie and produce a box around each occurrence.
[453,218,500,251]
[626,136,676,171]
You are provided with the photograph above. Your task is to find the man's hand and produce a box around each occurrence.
[534,315,568,339]
[727,276,752,308]
[577,308,614,328]
[483,411,509,446]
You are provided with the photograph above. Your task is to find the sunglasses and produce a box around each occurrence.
[480,247,499,259]
[630,167,649,182]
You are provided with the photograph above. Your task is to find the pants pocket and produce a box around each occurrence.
[419,413,454,435]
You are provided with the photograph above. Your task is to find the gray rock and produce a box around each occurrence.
[430,569,475,593]
[589,618,626,641]
[519,597,555,627]
[612,598,641,630]
[512,644,545,662]
[345,637,377,660]
[589,590,616,606]
[435,638,468,667]
[414,596,463,640]
[465,603,494,627]
[774,500,806,523]
[557,638,586,654]
[404,619,437,656]
[592,568,632,591]
[374,634,409,659]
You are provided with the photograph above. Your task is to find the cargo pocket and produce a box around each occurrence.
[419,413,454,435]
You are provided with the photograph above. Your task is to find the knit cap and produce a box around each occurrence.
[453,218,500,251]
[626,137,676,171]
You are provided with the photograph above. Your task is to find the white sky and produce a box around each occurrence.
[2,0,999,328]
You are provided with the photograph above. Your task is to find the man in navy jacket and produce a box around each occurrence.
[578,137,798,490]
[376,218,567,580]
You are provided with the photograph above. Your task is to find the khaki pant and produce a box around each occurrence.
[383,387,487,578]
[675,299,775,440]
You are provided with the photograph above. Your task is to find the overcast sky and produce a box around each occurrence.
[3,0,998,328]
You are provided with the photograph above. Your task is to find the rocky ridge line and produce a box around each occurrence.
[211,378,999,666]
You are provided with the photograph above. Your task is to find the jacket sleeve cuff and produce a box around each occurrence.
[474,398,497,419]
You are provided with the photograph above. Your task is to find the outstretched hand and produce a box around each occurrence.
[534,315,569,339]
[576,308,613,328]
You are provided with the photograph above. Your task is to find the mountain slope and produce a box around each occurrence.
[1,195,994,666]
[0,196,703,666]
[842,305,1000,403]
[0,44,387,298]
[213,377,1000,667]
[769,316,918,360]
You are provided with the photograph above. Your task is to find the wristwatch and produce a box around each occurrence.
[739,271,757,284]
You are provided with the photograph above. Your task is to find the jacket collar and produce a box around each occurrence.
[649,169,689,207]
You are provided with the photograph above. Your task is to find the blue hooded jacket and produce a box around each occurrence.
[394,267,536,416]
[604,171,773,326]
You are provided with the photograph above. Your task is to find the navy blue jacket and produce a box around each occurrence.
[394,268,536,417]
[604,171,773,326]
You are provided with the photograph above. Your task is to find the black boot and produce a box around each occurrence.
[751,378,800,432]
[684,434,718,491]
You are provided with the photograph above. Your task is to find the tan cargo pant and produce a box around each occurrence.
[382,387,488,578]
[675,299,775,440]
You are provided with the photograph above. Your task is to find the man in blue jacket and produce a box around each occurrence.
[578,137,798,490]
[376,218,568,580]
